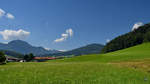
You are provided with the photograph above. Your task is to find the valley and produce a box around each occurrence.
[0,43,150,84]
[0,1,150,83]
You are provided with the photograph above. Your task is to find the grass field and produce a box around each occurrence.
[0,43,150,84]
[55,43,150,63]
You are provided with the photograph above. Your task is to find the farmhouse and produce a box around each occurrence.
[34,57,56,62]
[6,56,21,62]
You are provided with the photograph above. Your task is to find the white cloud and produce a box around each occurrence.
[0,8,5,17]
[0,29,30,40]
[132,22,143,31]
[0,8,15,19]
[54,28,73,43]
[106,39,110,43]
[6,13,15,19]
[2,42,8,44]
[54,37,66,43]
[59,50,67,52]
[66,28,73,36]
[62,33,68,38]
[44,47,51,50]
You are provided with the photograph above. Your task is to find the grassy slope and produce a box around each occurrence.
[0,43,150,84]
[54,43,150,62]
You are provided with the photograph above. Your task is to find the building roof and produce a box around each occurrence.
[34,57,56,60]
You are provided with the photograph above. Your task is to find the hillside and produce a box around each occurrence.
[46,43,104,56]
[55,43,150,62]
[1,43,150,84]
[0,50,23,58]
[102,23,150,53]
[0,40,60,55]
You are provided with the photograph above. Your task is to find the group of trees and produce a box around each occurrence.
[102,23,150,53]
[23,53,35,62]
[0,52,6,64]
[0,52,35,64]
[2,50,24,58]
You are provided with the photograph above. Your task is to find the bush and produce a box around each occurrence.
[23,53,35,62]
[0,51,6,64]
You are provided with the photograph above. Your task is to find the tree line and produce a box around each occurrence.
[0,52,35,64]
[0,52,6,64]
[102,23,150,53]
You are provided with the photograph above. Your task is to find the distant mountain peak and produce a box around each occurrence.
[8,40,29,45]
[9,40,26,43]
[0,40,60,55]
[45,43,104,57]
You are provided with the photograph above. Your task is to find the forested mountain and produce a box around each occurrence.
[0,40,60,55]
[45,44,104,57]
[0,50,24,58]
[102,23,150,53]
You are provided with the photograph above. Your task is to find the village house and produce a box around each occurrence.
[6,56,21,62]
[33,57,56,62]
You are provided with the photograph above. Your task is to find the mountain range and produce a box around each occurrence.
[0,40,104,57]
[0,40,60,55]
[44,44,104,57]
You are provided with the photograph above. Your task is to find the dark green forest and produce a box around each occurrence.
[0,51,6,64]
[102,23,150,53]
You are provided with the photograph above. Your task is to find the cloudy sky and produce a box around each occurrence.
[0,0,150,50]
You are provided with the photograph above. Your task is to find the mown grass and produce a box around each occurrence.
[1,43,150,84]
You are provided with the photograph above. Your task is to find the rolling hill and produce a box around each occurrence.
[0,50,24,58]
[0,40,60,55]
[55,43,150,62]
[102,23,150,53]
[45,43,104,56]
[1,43,150,84]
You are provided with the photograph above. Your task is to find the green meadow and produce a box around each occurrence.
[1,43,150,84]
[58,43,150,63]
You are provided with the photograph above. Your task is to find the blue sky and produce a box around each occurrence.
[0,0,150,50]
